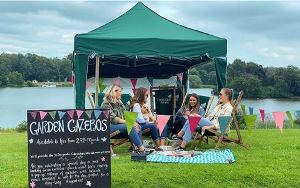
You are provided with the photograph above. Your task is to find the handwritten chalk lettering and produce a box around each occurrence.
[67,119,108,133]
[30,120,65,135]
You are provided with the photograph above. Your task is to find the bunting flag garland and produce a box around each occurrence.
[241,104,246,115]
[218,116,231,135]
[58,111,66,119]
[39,111,48,120]
[94,110,102,119]
[48,111,56,120]
[272,112,285,133]
[249,107,254,115]
[244,115,257,134]
[188,115,201,133]
[156,115,171,136]
[124,111,138,134]
[285,111,294,128]
[99,84,107,92]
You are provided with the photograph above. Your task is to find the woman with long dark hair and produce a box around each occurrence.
[129,87,163,146]
[175,88,234,151]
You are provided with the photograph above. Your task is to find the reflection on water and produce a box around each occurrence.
[0,87,299,128]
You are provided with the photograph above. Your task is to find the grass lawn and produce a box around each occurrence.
[1,129,300,188]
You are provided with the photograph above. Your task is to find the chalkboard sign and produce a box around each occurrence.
[27,109,110,188]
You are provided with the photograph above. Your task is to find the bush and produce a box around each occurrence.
[15,121,27,132]
[26,81,37,87]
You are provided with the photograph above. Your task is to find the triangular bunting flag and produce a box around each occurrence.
[67,110,75,119]
[188,115,201,133]
[76,110,84,118]
[241,104,246,115]
[130,78,137,88]
[218,116,231,135]
[132,88,136,95]
[156,115,171,136]
[244,115,257,134]
[58,111,66,119]
[286,111,294,128]
[103,110,109,119]
[177,73,183,83]
[272,112,285,133]
[113,77,120,86]
[30,112,37,120]
[147,77,153,87]
[39,111,48,120]
[86,81,91,89]
[48,111,56,120]
[124,111,138,134]
[85,110,93,119]
[99,84,107,92]
[94,110,102,119]
[249,107,254,115]
[259,109,265,125]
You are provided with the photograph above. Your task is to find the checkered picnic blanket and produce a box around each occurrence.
[146,149,235,164]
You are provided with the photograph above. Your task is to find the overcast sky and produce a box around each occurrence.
[0,1,299,67]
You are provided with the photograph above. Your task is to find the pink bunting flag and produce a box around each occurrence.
[259,109,265,125]
[130,78,137,88]
[156,115,171,136]
[67,110,75,119]
[188,115,201,132]
[177,73,183,83]
[86,81,91,89]
[103,110,109,119]
[272,112,285,133]
[76,110,84,118]
[30,112,37,120]
[113,77,120,86]
[39,111,47,120]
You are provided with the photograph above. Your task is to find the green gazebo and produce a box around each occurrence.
[73,2,227,109]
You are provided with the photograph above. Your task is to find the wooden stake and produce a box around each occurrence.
[95,56,100,107]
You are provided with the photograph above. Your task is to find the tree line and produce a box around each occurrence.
[0,53,72,87]
[189,59,300,98]
[1,53,299,99]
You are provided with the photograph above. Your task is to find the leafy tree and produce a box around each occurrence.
[7,71,24,86]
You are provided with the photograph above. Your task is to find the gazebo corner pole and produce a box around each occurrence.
[95,56,100,107]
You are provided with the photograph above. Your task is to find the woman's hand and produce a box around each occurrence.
[185,111,191,116]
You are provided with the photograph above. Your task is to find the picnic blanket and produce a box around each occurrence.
[146,149,235,164]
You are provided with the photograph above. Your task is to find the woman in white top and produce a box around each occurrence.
[129,87,161,147]
[175,88,234,151]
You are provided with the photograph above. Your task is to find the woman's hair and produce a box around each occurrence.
[221,88,234,105]
[187,93,200,114]
[129,87,148,110]
[103,85,122,104]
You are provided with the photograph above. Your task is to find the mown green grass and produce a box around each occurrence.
[1,129,300,188]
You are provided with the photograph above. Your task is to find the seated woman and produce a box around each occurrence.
[129,87,166,146]
[141,104,156,123]
[172,93,205,136]
[175,88,234,151]
[101,85,147,152]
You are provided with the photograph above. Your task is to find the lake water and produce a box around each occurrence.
[1,87,300,128]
